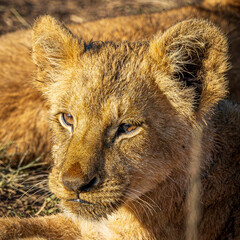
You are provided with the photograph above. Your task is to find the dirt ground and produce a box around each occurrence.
[0,0,196,218]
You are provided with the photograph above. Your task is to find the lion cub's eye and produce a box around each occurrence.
[60,113,74,129]
[117,123,138,136]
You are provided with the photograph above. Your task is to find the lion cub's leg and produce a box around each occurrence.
[0,214,81,240]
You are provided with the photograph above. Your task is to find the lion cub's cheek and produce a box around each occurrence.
[123,118,192,197]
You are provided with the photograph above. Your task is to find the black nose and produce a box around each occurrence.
[62,175,99,193]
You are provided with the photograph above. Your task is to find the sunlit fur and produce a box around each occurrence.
[0,0,239,239]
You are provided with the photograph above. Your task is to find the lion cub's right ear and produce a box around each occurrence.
[32,15,85,91]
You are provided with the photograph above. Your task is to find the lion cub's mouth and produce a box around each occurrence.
[68,198,94,205]
[62,196,123,220]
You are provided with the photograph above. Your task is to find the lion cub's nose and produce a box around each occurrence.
[62,175,99,193]
[61,163,99,193]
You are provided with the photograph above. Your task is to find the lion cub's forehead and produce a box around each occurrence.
[64,42,154,118]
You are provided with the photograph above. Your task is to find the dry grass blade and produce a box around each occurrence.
[10,8,30,28]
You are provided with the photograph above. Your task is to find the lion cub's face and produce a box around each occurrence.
[47,42,190,220]
[32,17,228,220]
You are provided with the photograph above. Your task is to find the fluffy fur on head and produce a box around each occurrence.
[33,17,229,122]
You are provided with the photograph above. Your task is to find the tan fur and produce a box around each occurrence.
[0,0,240,239]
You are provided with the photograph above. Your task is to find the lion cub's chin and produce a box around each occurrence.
[61,198,123,221]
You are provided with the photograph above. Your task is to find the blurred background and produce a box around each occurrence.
[0,0,198,35]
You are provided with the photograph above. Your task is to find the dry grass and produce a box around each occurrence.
[0,143,60,217]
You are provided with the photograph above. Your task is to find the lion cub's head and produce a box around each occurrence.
[32,16,228,220]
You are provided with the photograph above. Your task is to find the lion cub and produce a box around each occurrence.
[0,0,240,239]
[0,14,239,240]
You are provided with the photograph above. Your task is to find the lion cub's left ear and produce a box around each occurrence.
[32,15,85,91]
[149,19,229,121]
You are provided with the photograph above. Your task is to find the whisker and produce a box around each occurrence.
[117,198,142,223]
[19,180,50,199]
[125,190,156,216]
[124,191,152,222]
[126,187,161,212]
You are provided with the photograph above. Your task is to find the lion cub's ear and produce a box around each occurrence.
[149,19,229,121]
[32,15,85,91]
